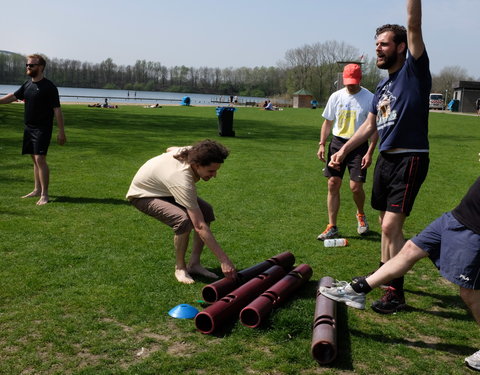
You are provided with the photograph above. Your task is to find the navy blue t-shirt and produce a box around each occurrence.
[14,78,60,128]
[370,50,432,152]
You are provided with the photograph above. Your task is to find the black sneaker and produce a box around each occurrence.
[371,287,406,314]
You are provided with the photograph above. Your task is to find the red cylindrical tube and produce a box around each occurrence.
[240,264,313,328]
[195,265,287,334]
[201,251,295,303]
[311,276,337,364]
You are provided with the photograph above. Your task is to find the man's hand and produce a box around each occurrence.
[361,153,372,169]
[317,144,326,162]
[328,150,345,171]
[57,131,66,146]
[220,258,237,280]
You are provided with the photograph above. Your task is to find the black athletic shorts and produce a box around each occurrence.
[324,136,369,182]
[22,125,53,155]
[371,152,429,216]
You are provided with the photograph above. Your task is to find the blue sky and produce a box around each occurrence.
[2,0,479,78]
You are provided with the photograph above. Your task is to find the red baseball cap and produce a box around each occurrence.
[343,64,362,85]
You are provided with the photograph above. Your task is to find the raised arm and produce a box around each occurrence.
[407,0,425,59]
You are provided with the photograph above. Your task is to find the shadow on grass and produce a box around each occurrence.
[349,328,476,356]
[346,230,382,243]
[404,289,471,320]
[51,196,129,205]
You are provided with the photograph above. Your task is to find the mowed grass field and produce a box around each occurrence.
[0,103,479,375]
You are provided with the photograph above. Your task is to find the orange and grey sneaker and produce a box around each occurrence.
[317,224,338,241]
[356,213,369,235]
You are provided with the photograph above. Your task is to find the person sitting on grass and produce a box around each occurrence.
[263,100,282,111]
[320,174,480,372]
[126,139,237,284]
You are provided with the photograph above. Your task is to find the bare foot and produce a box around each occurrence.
[36,196,49,206]
[187,264,219,279]
[175,269,195,284]
[22,191,40,198]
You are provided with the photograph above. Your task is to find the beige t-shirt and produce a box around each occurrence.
[126,147,199,209]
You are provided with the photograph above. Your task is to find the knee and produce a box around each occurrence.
[350,182,364,195]
[174,216,194,234]
[327,177,342,192]
[34,155,48,167]
[381,220,402,238]
[397,240,428,264]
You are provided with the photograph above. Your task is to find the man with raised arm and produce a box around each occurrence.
[328,0,431,313]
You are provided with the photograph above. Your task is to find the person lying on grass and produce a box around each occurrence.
[126,139,237,284]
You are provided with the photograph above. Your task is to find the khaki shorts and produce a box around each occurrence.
[130,196,215,234]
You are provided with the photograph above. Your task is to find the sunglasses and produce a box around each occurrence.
[26,63,40,68]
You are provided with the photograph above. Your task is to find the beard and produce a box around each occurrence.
[376,52,398,70]
[26,69,40,78]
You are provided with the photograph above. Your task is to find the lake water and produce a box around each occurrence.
[0,84,274,106]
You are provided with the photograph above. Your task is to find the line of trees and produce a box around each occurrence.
[0,51,287,99]
[0,42,473,103]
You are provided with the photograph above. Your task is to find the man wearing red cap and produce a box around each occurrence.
[317,64,377,241]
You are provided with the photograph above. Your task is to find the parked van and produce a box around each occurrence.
[429,93,445,110]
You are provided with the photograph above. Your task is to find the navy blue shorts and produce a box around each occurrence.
[411,211,480,289]
[324,136,368,182]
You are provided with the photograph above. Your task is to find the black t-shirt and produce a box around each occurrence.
[452,176,480,234]
[14,78,60,128]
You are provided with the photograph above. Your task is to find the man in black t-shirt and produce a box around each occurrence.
[320,175,480,371]
[0,54,66,205]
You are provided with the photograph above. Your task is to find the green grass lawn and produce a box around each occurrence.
[0,104,479,375]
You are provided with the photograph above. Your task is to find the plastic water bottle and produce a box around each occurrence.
[324,238,348,247]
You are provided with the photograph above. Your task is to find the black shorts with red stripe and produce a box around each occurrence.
[371,152,429,216]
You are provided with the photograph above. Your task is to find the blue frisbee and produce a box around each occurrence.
[168,304,199,319]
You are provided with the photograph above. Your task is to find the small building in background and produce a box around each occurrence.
[452,81,480,113]
[292,89,314,108]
